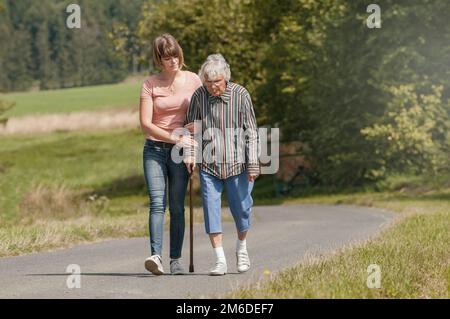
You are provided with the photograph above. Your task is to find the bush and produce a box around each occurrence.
[0,99,14,125]
[361,84,450,178]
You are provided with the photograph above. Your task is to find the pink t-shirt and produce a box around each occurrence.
[140,71,203,141]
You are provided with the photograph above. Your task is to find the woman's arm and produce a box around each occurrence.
[139,97,180,144]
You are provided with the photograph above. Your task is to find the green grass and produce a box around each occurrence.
[0,81,141,118]
[0,128,145,223]
[0,214,148,257]
[229,211,449,298]
[226,186,450,298]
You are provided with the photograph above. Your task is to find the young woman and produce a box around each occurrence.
[140,34,202,275]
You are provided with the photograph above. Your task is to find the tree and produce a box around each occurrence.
[0,0,143,92]
[362,84,450,176]
[0,1,33,91]
[138,0,264,97]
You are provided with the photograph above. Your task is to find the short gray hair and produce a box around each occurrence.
[198,54,231,83]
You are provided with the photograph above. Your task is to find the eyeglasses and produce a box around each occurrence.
[205,77,225,87]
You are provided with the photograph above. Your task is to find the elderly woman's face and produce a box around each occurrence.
[205,75,227,96]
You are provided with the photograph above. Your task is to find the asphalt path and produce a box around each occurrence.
[0,204,394,298]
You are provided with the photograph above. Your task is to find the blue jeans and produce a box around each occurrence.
[199,169,254,234]
[143,139,189,259]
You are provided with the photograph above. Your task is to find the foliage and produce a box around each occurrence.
[138,0,264,98]
[362,84,450,177]
[0,0,146,92]
[253,0,450,185]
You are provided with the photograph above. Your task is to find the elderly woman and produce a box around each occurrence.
[140,34,202,275]
[185,54,259,276]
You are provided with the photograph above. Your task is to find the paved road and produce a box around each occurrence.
[0,204,394,298]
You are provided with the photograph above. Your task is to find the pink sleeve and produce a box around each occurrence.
[140,78,153,99]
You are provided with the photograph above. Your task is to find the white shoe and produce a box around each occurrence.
[145,255,164,275]
[209,261,227,276]
[236,250,251,273]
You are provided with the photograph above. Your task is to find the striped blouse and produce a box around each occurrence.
[186,82,259,179]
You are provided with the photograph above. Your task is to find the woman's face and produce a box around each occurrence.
[161,56,180,72]
[205,75,226,96]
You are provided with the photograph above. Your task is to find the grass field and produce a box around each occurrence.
[0,81,142,118]
[0,129,144,221]
[0,128,147,256]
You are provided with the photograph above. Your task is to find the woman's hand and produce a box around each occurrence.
[176,135,198,149]
[248,173,259,182]
[184,156,196,175]
[184,122,201,135]
[184,122,195,134]
[178,134,197,175]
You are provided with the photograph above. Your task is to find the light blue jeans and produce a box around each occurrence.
[199,169,254,234]
[143,139,189,259]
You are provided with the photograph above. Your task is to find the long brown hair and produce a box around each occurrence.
[152,34,186,69]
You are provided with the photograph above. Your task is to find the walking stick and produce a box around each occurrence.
[189,169,194,273]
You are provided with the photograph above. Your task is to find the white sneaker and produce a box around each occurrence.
[209,261,227,276]
[145,255,164,275]
[236,250,251,273]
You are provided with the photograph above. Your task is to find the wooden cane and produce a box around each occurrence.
[189,170,194,273]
